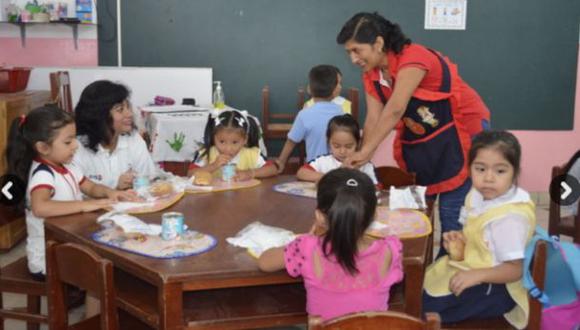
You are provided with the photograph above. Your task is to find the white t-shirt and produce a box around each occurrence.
[73,132,157,189]
[459,186,532,265]
[305,154,378,184]
[25,160,85,274]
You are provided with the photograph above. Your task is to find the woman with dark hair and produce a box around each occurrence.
[337,12,490,253]
[73,80,157,190]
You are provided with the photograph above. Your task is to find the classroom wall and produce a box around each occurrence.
[372,46,580,192]
[0,24,98,67]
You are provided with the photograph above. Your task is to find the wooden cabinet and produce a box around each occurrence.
[0,90,51,176]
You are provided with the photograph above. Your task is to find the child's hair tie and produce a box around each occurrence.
[213,116,222,126]
[19,114,26,128]
[346,178,358,187]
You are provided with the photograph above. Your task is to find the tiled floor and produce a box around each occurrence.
[0,195,558,329]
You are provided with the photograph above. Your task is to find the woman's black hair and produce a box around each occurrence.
[563,149,580,174]
[200,110,260,159]
[336,12,411,54]
[74,80,131,152]
[326,114,361,145]
[5,105,74,209]
[468,130,522,181]
[317,168,377,275]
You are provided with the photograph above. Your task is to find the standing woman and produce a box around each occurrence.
[73,80,158,190]
[337,12,490,251]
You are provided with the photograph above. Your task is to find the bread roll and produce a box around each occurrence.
[149,181,174,197]
[448,239,465,261]
[194,171,213,186]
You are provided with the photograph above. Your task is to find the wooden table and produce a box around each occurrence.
[44,176,428,329]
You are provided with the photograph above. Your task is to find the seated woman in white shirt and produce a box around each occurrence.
[73,80,157,190]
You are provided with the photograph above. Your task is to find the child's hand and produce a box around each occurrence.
[117,170,135,190]
[234,170,253,182]
[274,159,285,174]
[213,154,232,168]
[82,199,113,213]
[449,269,482,296]
[442,230,465,252]
[107,189,142,202]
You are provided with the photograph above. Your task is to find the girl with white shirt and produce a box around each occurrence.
[5,106,136,278]
[422,131,535,329]
[73,80,157,189]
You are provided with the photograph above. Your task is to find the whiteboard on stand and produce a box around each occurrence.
[27,66,213,109]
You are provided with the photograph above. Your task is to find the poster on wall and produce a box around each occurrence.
[425,0,467,30]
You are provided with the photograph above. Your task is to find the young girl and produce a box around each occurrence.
[188,110,277,180]
[259,168,403,321]
[73,80,158,190]
[422,131,536,329]
[297,114,378,185]
[6,105,137,278]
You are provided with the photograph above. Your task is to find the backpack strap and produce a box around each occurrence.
[522,226,552,307]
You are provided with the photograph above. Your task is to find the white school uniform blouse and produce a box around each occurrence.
[73,132,157,189]
[458,186,532,265]
[26,159,85,274]
[304,154,378,184]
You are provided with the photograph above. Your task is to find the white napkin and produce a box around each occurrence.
[97,211,161,235]
[226,221,295,257]
[389,186,427,210]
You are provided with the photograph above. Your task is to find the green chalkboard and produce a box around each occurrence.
[98,0,579,130]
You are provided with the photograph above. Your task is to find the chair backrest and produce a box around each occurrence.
[549,165,580,243]
[49,71,73,113]
[308,311,441,330]
[47,241,118,330]
[527,240,547,330]
[375,166,417,188]
[297,87,359,122]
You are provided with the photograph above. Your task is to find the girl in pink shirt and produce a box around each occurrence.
[259,168,403,321]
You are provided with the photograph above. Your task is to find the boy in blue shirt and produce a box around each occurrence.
[275,65,344,172]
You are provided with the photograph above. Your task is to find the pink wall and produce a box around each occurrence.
[0,38,97,66]
[372,48,580,192]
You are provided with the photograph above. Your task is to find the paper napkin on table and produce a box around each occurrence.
[226,221,296,258]
[389,186,427,210]
[97,211,161,235]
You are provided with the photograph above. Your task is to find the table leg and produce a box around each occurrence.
[158,283,183,330]
[404,262,424,318]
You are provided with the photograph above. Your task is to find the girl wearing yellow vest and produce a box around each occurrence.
[423,131,535,329]
[188,110,277,181]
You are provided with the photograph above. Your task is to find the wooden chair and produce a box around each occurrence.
[46,241,118,330]
[262,86,360,172]
[374,166,436,263]
[549,165,580,243]
[375,166,417,189]
[309,311,441,330]
[49,71,73,113]
[262,85,307,169]
[161,161,191,177]
[0,257,47,330]
[443,240,547,330]
[297,87,360,122]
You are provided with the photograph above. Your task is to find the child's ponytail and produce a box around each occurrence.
[6,115,35,189]
[5,105,74,209]
[317,168,377,275]
[244,113,261,149]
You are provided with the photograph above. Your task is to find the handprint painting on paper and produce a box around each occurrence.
[166,132,186,152]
